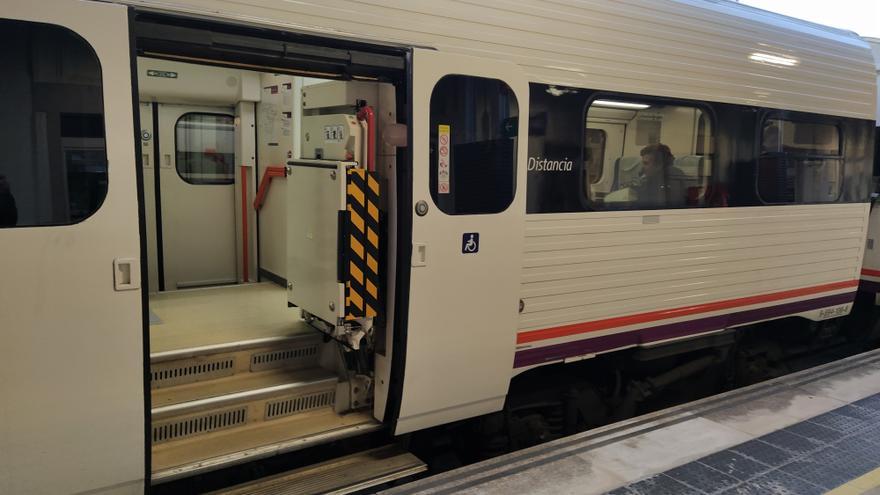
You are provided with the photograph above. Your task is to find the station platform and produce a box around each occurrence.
[383,348,880,495]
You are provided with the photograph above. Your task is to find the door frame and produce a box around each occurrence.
[128,8,411,481]
[129,9,153,483]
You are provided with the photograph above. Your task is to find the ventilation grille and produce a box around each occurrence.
[265,390,335,420]
[250,344,319,372]
[151,357,235,389]
[152,407,248,444]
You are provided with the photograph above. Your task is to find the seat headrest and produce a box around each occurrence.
[615,156,642,187]
[617,156,642,172]
[673,155,704,178]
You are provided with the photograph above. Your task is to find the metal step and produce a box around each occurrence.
[151,368,338,445]
[152,410,382,483]
[210,445,426,495]
[150,334,323,389]
[151,367,336,409]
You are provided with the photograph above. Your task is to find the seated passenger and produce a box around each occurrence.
[628,143,687,208]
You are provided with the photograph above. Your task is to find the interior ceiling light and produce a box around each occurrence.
[593,100,651,110]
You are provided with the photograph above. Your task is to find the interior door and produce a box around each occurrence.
[589,122,626,194]
[0,1,145,493]
[157,104,237,290]
[396,49,529,433]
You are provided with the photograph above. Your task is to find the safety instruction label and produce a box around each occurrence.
[324,124,345,143]
[438,124,450,194]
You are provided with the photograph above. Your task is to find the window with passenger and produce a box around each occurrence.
[757,118,842,204]
[585,99,713,210]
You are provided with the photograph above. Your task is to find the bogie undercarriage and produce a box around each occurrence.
[410,308,880,469]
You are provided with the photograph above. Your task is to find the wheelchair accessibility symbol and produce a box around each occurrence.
[462,233,479,254]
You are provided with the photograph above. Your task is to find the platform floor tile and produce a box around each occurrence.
[610,391,880,494]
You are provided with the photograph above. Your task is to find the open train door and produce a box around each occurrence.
[395,49,529,433]
[0,0,145,493]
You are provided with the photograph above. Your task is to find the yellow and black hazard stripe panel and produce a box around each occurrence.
[345,168,380,320]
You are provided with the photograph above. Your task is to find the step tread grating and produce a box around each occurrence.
[265,390,336,420]
[153,406,248,444]
[151,357,236,389]
[250,343,320,372]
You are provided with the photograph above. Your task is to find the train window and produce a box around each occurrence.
[175,113,235,185]
[0,20,106,228]
[585,99,713,210]
[585,128,607,184]
[757,119,842,204]
[429,75,518,214]
[874,128,880,182]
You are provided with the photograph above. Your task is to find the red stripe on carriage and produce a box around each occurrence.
[517,280,859,345]
[513,292,856,368]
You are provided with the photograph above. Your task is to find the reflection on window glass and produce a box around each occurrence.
[874,128,880,179]
[0,20,107,228]
[761,119,839,156]
[429,75,518,215]
[757,119,842,204]
[175,113,235,185]
[585,128,606,184]
[585,99,712,210]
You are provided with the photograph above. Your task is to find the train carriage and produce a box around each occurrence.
[858,38,880,294]
[0,0,876,493]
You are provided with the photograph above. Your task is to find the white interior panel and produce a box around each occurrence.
[256,74,297,281]
[286,161,348,325]
[138,57,261,106]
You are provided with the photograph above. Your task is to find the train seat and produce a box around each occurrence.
[614,156,642,189]
[673,155,707,205]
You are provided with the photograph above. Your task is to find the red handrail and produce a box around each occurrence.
[357,106,376,172]
[253,165,286,211]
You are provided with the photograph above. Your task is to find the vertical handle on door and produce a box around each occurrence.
[163,153,172,168]
[412,243,427,267]
[113,258,141,291]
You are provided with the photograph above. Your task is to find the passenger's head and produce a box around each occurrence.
[640,143,674,177]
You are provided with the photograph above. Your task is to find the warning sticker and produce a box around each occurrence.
[324,124,345,143]
[438,124,450,195]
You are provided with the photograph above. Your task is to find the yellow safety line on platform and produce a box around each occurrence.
[827,466,880,494]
